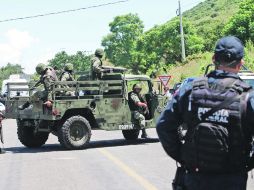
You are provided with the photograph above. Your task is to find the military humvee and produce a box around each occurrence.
[4,72,168,150]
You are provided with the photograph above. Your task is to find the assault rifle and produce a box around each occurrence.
[101,66,127,74]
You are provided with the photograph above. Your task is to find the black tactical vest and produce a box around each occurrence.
[181,76,252,173]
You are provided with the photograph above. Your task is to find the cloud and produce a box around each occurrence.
[0,29,39,67]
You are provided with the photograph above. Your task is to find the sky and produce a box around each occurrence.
[0,0,204,74]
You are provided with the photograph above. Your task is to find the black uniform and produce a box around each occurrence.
[156,70,254,190]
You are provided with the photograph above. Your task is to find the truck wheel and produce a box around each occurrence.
[58,116,91,149]
[17,120,49,148]
[122,129,140,140]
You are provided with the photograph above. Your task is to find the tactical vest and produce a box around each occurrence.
[91,56,102,80]
[43,67,58,81]
[181,77,252,173]
[59,71,73,81]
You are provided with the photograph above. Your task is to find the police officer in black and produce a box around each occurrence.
[156,36,254,190]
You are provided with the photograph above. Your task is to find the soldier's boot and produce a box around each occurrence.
[18,101,30,110]
[141,128,149,139]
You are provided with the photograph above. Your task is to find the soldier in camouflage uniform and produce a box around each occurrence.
[128,83,149,138]
[60,63,75,96]
[18,63,58,110]
[91,48,104,80]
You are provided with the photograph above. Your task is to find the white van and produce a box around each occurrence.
[1,75,29,97]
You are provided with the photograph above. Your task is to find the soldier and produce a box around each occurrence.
[18,63,58,110]
[53,65,62,79]
[91,48,104,80]
[156,36,254,190]
[128,83,149,139]
[60,63,75,96]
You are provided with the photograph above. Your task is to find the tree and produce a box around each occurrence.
[48,51,91,72]
[135,19,204,75]
[0,63,23,91]
[102,13,144,73]
[223,0,254,43]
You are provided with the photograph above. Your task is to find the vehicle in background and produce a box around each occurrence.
[0,102,5,117]
[4,71,168,150]
[238,70,254,88]
[1,74,29,98]
[169,82,181,95]
[203,64,254,87]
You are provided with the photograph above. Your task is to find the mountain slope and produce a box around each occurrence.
[183,0,242,50]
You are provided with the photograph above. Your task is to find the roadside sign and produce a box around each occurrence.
[158,75,171,87]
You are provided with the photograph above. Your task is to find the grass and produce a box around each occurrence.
[166,52,213,87]
[166,41,254,87]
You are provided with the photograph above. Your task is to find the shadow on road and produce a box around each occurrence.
[4,138,159,154]
[88,137,159,149]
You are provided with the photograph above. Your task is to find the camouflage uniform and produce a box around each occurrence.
[31,66,58,102]
[60,63,75,96]
[91,48,104,80]
[129,92,146,129]
[19,64,58,110]
[128,83,148,138]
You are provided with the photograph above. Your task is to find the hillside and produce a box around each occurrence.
[167,52,212,86]
[185,0,241,26]
[184,0,241,50]
[167,41,254,87]
[101,0,247,79]
[163,0,248,86]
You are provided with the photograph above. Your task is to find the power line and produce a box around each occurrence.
[0,0,129,23]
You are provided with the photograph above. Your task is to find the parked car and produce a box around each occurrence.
[169,82,181,95]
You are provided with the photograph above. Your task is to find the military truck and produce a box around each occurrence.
[4,72,168,150]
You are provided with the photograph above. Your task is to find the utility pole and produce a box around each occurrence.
[177,0,186,62]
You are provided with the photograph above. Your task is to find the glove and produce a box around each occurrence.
[44,101,52,108]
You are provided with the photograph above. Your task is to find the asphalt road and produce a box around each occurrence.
[0,119,254,190]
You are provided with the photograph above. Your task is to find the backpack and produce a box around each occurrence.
[181,77,251,173]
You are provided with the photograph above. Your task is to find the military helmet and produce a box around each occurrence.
[36,63,46,75]
[95,48,104,57]
[133,83,142,90]
[64,63,73,71]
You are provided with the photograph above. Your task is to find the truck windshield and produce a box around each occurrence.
[242,79,254,88]
[126,80,150,94]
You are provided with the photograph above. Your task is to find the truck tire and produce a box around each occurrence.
[122,129,140,140]
[17,120,49,148]
[58,116,91,149]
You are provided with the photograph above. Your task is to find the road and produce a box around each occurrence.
[0,119,254,190]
